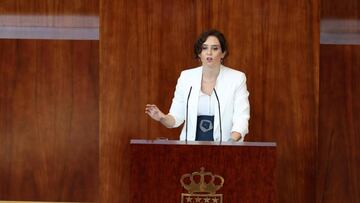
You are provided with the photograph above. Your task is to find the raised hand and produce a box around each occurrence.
[145,104,165,121]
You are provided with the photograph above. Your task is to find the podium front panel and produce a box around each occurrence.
[130,140,276,202]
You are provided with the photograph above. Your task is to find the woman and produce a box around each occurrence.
[145,29,250,142]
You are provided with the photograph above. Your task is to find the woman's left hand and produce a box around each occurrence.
[230,132,242,141]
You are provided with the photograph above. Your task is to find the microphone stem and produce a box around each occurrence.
[214,89,222,144]
[185,86,192,142]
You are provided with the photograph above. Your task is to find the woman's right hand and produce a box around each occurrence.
[145,104,165,121]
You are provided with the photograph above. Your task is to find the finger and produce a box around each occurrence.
[145,106,155,111]
[145,110,154,116]
[145,108,154,113]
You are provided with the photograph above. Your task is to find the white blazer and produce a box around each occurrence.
[168,65,250,141]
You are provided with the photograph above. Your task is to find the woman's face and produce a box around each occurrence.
[198,36,226,68]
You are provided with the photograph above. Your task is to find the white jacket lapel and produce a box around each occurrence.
[187,67,202,140]
[213,67,228,140]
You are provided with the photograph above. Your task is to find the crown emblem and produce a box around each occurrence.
[180,167,224,194]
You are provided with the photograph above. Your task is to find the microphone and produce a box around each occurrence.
[213,88,222,144]
[185,86,192,142]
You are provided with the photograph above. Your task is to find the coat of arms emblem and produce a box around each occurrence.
[180,167,224,203]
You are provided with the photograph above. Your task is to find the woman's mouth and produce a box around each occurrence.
[206,57,213,62]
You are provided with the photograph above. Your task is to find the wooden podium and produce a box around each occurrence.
[130,139,276,202]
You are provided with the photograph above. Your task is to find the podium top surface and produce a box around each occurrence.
[130,139,276,147]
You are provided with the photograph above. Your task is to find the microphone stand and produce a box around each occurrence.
[214,88,222,144]
[185,86,192,143]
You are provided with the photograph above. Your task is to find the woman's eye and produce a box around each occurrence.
[212,47,219,51]
[202,46,208,50]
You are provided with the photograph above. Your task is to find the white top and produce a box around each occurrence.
[197,91,215,116]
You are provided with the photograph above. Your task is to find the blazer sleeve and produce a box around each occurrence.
[231,73,250,138]
[168,71,186,128]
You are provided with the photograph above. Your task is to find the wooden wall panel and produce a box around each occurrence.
[0,0,99,40]
[0,40,99,201]
[100,0,318,202]
[210,1,319,202]
[100,1,209,202]
[321,0,359,19]
[320,0,360,45]
[317,45,360,203]
[210,0,276,141]
[0,0,98,15]
[319,0,360,202]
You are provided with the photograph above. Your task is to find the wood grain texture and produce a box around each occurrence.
[130,141,276,202]
[0,0,98,15]
[0,40,99,201]
[321,0,360,20]
[0,0,99,39]
[317,45,360,203]
[320,0,360,44]
[100,0,319,202]
[211,1,319,202]
[100,1,210,202]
